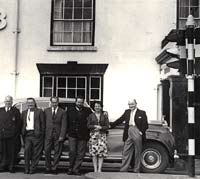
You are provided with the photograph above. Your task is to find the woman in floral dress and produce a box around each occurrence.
[87,102,109,172]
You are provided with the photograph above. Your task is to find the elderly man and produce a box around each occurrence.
[21,98,45,174]
[0,95,21,173]
[110,98,148,173]
[44,97,67,174]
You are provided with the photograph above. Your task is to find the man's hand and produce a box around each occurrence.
[94,125,102,130]
[58,137,64,142]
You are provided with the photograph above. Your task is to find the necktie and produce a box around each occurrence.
[28,111,31,121]
[52,109,56,121]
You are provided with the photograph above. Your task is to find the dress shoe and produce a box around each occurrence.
[24,169,29,174]
[45,169,52,174]
[9,168,15,173]
[29,170,35,174]
[67,170,74,175]
[52,169,57,175]
[74,171,81,176]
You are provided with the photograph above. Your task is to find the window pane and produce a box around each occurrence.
[84,0,92,7]
[53,21,64,32]
[77,89,85,97]
[83,8,92,19]
[74,22,82,32]
[191,7,199,17]
[58,89,66,97]
[74,0,83,7]
[54,8,63,19]
[91,78,100,88]
[44,89,53,97]
[191,0,198,6]
[58,78,66,87]
[77,78,85,88]
[73,32,82,43]
[64,32,73,42]
[65,0,73,7]
[44,77,53,87]
[180,7,189,17]
[83,22,91,31]
[67,89,76,98]
[83,32,91,43]
[64,22,73,31]
[74,8,83,19]
[53,32,64,43]
[68,78,76,88]
[180,0,189,6]
[91,89,99,99]
[64,8,73,19]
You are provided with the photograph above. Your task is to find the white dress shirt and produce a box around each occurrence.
[129,109,137,126]
[26,110,34,130]
[52,107,58,114]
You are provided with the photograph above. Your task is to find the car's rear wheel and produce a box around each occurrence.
[141,142,169,173]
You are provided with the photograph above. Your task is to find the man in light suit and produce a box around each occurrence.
[44,97,67,174]
[110,98,148,173]
[21,98,45,174]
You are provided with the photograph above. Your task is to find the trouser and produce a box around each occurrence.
[120,125,142,172]
[45,130,63,170]
[24,131,44,172]
[0,137,16,170]
[68,136,87,173]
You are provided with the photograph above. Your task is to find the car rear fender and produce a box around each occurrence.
[145,132,175,160]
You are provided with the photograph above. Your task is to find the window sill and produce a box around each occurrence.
[47,46,97,52]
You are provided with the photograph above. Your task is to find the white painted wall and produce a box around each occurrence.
[0,0,177,121]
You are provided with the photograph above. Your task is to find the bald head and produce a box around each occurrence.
[128,98,137,111]
[4,95,13,108]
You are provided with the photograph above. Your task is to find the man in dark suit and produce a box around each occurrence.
[110,98,148,173]
[21,97,45,174]
[66,96,92,175]
[44,97,67,174]
[0,95,21,173]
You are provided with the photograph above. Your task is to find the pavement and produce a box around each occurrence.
[84,158,200,179]
[85,172,200,179]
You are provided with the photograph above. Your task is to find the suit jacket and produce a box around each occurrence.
[110,108,148,142]
[87,112,109,134]
[67,106,92,140]
[21,108,45,137]
[0,107,21,139]
[44,107,67,140]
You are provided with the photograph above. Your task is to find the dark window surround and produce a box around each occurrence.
[37,62,108,105]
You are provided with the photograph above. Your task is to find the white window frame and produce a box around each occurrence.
[179,0,200,19]
[56,76,87,99]
[52,0,94,45]
[89,76,101,101]
[42,76,54,97]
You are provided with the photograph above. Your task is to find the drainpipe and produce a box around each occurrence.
[157,83,163,121]
[12,0,20,97]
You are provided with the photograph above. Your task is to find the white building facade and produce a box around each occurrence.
[0,0,176,120]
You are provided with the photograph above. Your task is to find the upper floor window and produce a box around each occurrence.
[51,0,94,46]
[179,0,200,28]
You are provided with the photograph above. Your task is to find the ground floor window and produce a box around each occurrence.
[37,62,108,106]
[42,75,102,105]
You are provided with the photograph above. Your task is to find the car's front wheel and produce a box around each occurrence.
[141,142,169,173]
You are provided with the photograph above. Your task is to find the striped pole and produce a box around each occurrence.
[177,30,187,76]
[185,15,195,178]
